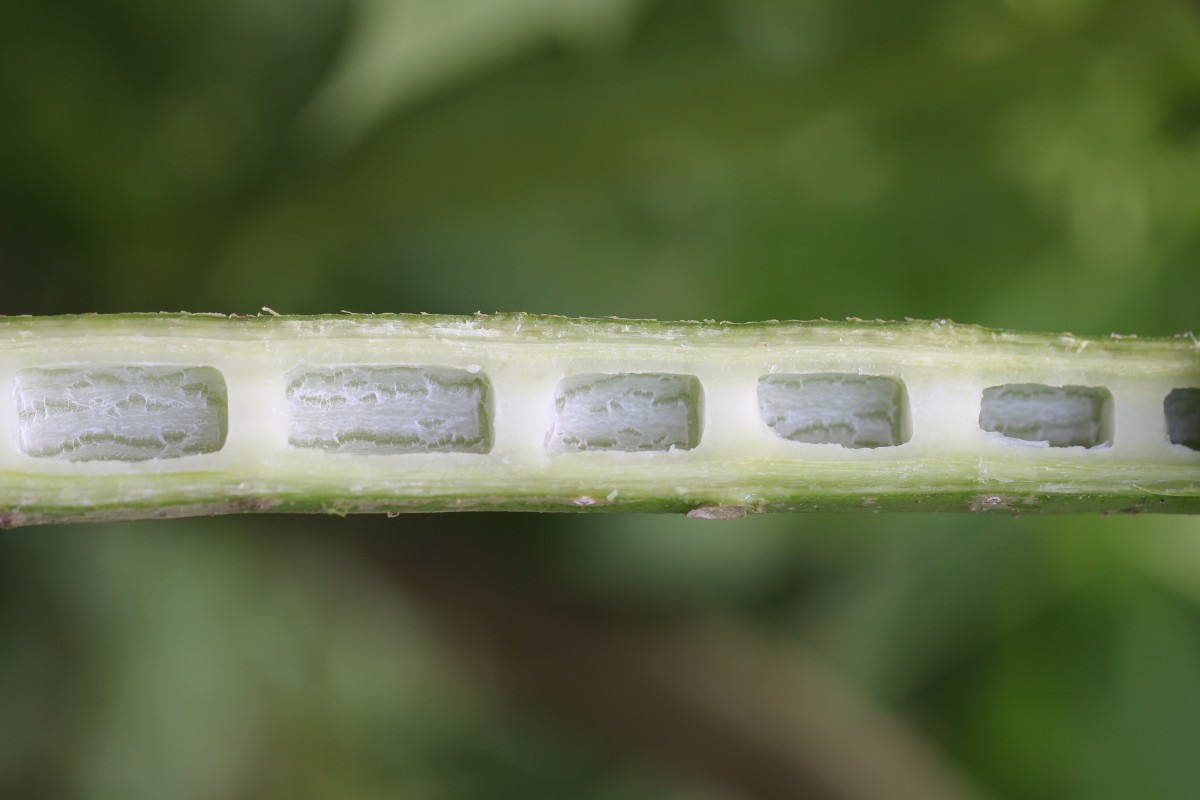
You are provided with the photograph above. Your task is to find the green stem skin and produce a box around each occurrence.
[0,313,1197,527]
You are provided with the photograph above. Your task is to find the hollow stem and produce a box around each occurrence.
[0,313,1196,526]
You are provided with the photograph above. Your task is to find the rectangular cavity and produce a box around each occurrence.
[979,384,1113,448]
[15,366,228,462]
[757,373,910,448]
[548,373,703,453]
[286,366,492,454]
[1165,388,1200,451]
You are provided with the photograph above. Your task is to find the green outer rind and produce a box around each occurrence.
[2,489,1196,529]
[1,312,1197,527]
[0,310,1196,350]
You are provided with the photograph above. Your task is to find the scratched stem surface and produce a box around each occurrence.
[0,313,1197,527]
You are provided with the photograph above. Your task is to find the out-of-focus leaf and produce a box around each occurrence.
[301,0,647,148]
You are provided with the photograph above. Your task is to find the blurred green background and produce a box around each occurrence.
[2,0,1199,798]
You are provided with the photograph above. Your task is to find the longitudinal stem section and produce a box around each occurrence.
[0,313,1196,526]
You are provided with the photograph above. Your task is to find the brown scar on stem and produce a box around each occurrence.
[969,495,1010,512]
[969,494,1044,513]
[0,511,28,530]
[687,505,750,520]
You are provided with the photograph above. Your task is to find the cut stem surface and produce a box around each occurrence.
[0,313,1196,526]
